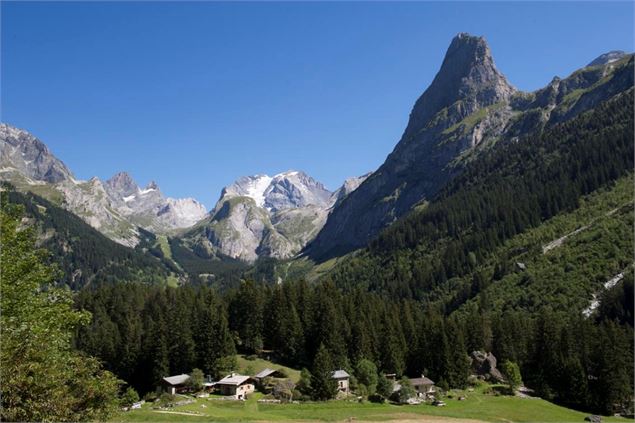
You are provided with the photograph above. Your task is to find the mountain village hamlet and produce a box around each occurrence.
[1,2,633,421]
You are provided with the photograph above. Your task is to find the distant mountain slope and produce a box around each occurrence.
[305,33,634,261]
[323,87,633,310]
[0,124,207,245]
[178,170,367,262]
[1,187,181,290]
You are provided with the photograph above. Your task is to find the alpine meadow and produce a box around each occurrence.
[1,2,634,422]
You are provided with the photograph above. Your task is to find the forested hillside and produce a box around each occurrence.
[2,187,180,289]
[325,88,634,307]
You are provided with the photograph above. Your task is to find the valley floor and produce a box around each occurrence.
[114,386,630,423]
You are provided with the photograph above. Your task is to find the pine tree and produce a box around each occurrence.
[310,344,338,400]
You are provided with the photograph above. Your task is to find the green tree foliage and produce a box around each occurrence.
[188,368,205,391]
[396,377,416,404]
[376,374,394,401]
[310,344,338,400]
[0,200,120,422]
[4,189,177,289]
[297,368,313,397]
[355,359,378,395]
[121,387,140,407]
[502,360,522,391]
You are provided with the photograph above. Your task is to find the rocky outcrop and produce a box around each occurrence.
[305,35,635,261]
[331,172,372,207]
[0,123,73,183]
[470,351,504,382]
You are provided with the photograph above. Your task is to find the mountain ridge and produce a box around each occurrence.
[304,34,635,261]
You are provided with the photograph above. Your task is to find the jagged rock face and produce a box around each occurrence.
[331,172,372,207]
[104,171,139,198]
[306,34,634,261]
[306,33,516,259]
[264,171,332,212]
[180,170,366,262]
[103,172,207,232]
[0,124,73,183]
[0,125,207,246]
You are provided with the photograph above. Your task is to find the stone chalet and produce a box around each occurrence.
[331,369,350,394]
[409,375,436,398]
[215,373,256,399]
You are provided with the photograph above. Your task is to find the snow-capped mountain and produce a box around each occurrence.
[221,171,332,212]
[0,124,206,246]
[179,170,367,262]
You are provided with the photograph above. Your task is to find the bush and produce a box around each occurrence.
[188,368,204,391]
[368,393,385,403]
[396,377,416,404]
[376,374,394,400]
[158,393,177,407]
[121,387,140,407]
[143,391,158,402]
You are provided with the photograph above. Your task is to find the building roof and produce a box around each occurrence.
[331,370,350,379]
[216,373,253,386]
[254,368,278,379]
[409,376,435,386]
[163,374,190,386]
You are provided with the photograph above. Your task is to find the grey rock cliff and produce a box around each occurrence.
[306,34,634,260]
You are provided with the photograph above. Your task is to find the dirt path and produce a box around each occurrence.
[153,410,205,416]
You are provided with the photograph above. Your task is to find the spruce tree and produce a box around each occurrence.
[310,344,338,400]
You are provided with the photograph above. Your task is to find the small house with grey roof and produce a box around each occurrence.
[331,369,350,394]
[215,373,256,399]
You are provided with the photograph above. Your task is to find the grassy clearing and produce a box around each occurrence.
[236,354,301,382]
[156,235,173,260]
[114,385,631,423]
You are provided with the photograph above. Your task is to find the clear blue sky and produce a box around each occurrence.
[2,1,633,208]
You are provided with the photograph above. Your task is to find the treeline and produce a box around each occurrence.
[75,279,633,414]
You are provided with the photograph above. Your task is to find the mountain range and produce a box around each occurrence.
[1,33,632,270]
[0,123,370,261]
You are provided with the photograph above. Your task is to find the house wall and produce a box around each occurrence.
[219,383,255,399]
[335,378,349,393]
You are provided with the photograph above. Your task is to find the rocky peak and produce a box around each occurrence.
[0,123,73,183]
[404,33,515,139]
[105,172,139,198]
[145,181,159,191]
[588,50,627,67]
[219,170,332,212]
[264,170,331,212]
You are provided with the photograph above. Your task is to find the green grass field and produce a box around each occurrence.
[235,354,302,382]
[114,385,631,423]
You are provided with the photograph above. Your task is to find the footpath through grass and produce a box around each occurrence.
[114,386,631,423]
